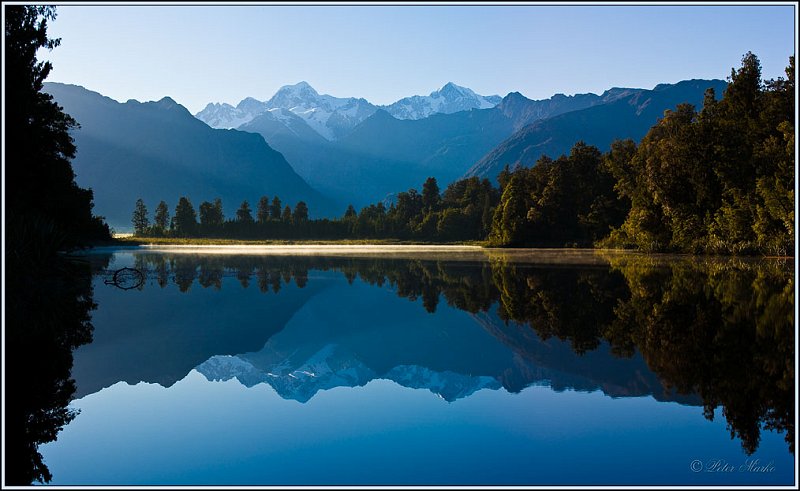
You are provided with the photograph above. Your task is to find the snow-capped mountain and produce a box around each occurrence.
[195,97,268,129]
[381,82,502,120]
[264,81,379,141]
[195,82,502,139]
[195,344,501,403]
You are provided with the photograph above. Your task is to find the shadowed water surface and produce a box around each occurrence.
[21,247,794,485]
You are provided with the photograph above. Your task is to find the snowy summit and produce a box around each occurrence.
[381,82,502,120]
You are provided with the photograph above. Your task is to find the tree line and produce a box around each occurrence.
[132,195,311,238]
[489,52,793,255]
[132,52,793,255]
[131,175,499,241]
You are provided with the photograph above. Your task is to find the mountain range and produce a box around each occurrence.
[466,79,729,180]
[231,79,725,206]
[43,82,334,230]
[195,81,503,137]
[46,78,727,229]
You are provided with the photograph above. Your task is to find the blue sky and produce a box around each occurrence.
[40,3,796,114]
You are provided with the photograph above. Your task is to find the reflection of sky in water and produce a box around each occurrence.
[41,374,792,486]
[38,250,794,486]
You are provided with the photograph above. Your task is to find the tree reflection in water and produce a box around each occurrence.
[126,251,792,456]
[8,249,792,484]
[4,221,109,484]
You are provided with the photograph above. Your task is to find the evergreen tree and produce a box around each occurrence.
[395,189,423,227]
[213,198,224,224]
[131,199,149,236]
[422,177,441,212]
[154,201,170,233]
[281,205,292,223]
[236,200,254,223]
[199,199,224,234]
[270,196,282,220]
[257,196,271,224]
[293,201,309,223]
[173,197,198,237]
[489,174,530,246]
[5,5,109,246]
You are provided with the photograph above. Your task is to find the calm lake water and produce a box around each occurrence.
[29,247,795,485]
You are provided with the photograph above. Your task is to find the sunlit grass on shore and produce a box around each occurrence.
[109,236,487,247]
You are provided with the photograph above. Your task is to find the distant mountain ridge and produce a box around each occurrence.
[382,82,501,120]
[195,81,379,140]
[194,81,503,140]
[195,97,268,129]
[466,79,728,181]
[43,82,335,230]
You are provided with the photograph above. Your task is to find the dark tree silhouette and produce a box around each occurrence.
[270,196,282,220]
[154,200,170,234]
[5,7,108,484]
[293,201,309,223]
[257,195,271,224]
[236,200,254,223]
[422,176,441,212]
[173,197,198,237]
[281,205,292,223]
[199,198,224,235]
[5,5,109,246]
[131,198,149,236]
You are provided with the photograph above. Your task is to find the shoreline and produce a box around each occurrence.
[77,244,793,265]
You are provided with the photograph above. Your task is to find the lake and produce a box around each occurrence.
[16,246,795,485]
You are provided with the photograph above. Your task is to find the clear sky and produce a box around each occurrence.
[39,2,796,114]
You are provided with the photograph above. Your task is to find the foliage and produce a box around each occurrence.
[5,7,109,483]
[5,5,109,246]
[488,142,628,247]
[173,197,198,237]
[257,196,271,224]
[603,52,794,255]
[199,198,224,235]
[154,200,170,235]
[131,198,149,236]
[236,200,254,223]
[600,254,794,454]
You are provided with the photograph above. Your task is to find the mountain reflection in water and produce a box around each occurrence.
[9,247,794,485]
[73,249,794,458]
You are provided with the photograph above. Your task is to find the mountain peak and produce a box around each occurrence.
[501,91,529,103]
[153,96,192,117]
[157,96,178,106]
[437,82,471,99]
[236,96,268,114]
[276,81,319,97]
[384,83,501,120]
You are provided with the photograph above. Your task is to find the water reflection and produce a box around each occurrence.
[75,249,794,457]
[602,255,795,455]
[4,227,109,484]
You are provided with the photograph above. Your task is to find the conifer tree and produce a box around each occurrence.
[131,199,149,236]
